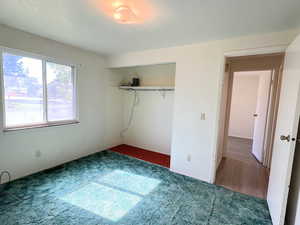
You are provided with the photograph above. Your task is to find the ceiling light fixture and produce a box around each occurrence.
[113,5,137,24]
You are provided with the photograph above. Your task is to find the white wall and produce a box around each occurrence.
[104,70,124,148]
[110,64,175,155]
[0,24,120,182]
[108,29,299,183]
[123,91,174,155]
[228,73,260,139]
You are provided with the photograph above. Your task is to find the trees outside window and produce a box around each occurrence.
[2,52,76,128]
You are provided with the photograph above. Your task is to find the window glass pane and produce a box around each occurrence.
[3,53,44,127]
[46,62,75,121]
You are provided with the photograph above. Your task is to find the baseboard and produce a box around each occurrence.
[5,144,118,184]
[228,135,253,140]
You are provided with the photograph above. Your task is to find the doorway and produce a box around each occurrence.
[215,54,284,199]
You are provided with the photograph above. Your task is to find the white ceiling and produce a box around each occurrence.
[0,0,299,55]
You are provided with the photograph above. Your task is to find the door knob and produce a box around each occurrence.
[253,114,258,117]
[280,135,290,142]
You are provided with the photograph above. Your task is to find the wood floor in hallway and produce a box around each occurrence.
[215,137,269,199]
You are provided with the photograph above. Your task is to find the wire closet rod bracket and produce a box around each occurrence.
[119,86,174,98]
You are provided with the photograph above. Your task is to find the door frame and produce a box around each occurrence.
[214,52,285,180]
[263,63,284,167]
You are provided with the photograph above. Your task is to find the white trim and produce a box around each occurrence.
[3,120,80,132]
[228,135,253,140]
[0,47,79,131]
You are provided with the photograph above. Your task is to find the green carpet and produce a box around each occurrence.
[0,150,272,225]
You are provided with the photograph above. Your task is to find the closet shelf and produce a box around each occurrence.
[119,86,175,91]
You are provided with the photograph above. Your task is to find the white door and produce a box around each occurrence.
[252,71,272,162]
[267,35,300,225]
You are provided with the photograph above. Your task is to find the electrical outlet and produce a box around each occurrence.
[187,154,191,162]
[35,150,42,158]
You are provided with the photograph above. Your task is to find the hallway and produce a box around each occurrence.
[215,137,269,199]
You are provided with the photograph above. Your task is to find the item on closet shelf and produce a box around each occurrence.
[131,77,140,87]
[0,170,11,193]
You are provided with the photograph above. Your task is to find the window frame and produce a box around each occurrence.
[0,47,79,131]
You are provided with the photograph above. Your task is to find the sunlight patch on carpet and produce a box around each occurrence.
[99,170,161,195]
[60,182,141,222]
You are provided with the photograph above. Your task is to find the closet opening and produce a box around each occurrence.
[108,63,176,168]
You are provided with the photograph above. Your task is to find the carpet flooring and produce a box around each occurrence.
[0,151,272,225]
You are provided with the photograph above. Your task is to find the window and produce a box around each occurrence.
[1,50,77,130]
[46,62,75,122]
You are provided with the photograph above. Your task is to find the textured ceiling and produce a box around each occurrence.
[0,0,299,55]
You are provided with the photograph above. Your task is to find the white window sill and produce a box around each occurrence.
[3,120,80,132]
